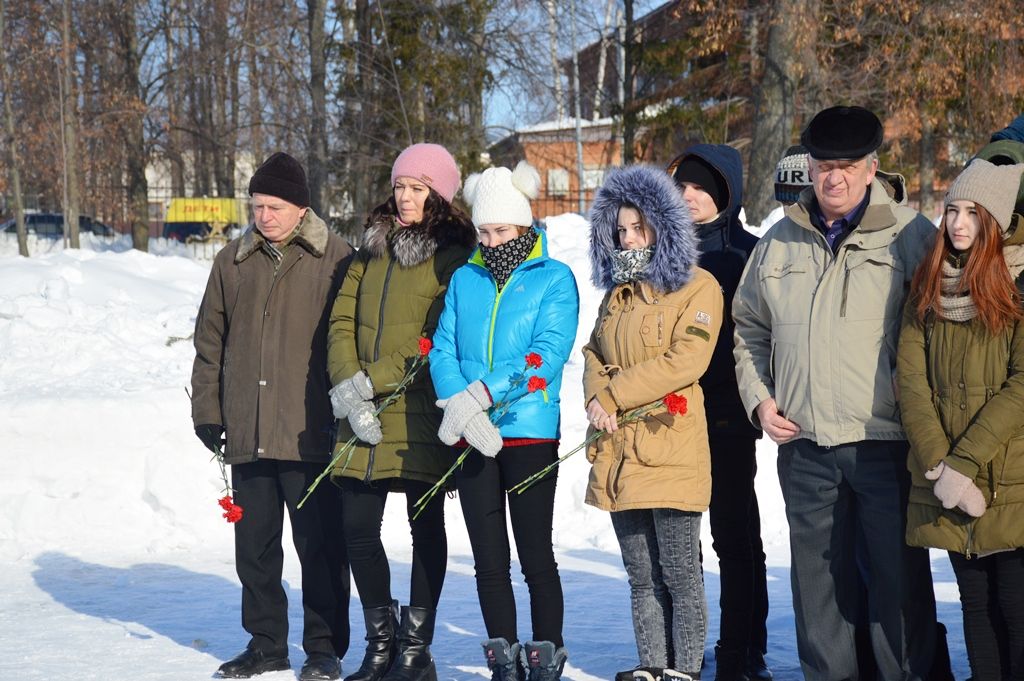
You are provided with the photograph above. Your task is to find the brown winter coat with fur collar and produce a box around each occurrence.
[191,211,353,464]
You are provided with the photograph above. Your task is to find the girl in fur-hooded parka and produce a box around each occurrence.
[582,165,723,680]
[326,143,476,681]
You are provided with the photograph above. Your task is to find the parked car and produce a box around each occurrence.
[0,213,116,237]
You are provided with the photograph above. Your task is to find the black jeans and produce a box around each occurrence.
[707,432,768,656]
[337,477,447,609]
[949,548,1024,681]
[232,459,350,658]
[456,442,564,647]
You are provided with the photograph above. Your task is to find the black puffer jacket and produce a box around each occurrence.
[668,144,759,436]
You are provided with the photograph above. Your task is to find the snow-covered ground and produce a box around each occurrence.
[0,216,969,679]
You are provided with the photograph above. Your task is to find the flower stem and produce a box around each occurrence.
[509,401,663,495]
[412,444,473,519]
[297,355,427,509]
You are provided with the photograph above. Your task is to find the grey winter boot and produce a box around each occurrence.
[344,601,400,681]
[482,637,524,681]
[380,606,437,681]
[522,641,567,681]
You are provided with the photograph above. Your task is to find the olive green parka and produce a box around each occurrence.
[898,246,1024,555]
[327,211,475,484]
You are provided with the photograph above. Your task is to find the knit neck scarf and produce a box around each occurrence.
[939,255,976,322]
[610,246,654,284]
[480,229,538,291]
[940,243,1024,322]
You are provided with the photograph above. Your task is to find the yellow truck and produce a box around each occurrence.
[162,197,249,242]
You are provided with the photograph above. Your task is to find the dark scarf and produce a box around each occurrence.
[480,229,538,291]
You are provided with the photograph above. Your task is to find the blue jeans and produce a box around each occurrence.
[611,508,706,674]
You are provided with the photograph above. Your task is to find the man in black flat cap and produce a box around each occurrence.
[732,107,942,680]
[192,152,353,680]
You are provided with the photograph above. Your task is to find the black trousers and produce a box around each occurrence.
[231,458,350,658]
[949,548,1024,681]
[707,432,769,655]
[337,477,447,609]
[456,442,564,647]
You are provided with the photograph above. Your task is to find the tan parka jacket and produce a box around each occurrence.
[732,175,936,446]
[583,272,723,512]
[582,164,723,513]
[191,211,353,464]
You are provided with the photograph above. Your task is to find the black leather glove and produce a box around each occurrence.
[195,424,225,453]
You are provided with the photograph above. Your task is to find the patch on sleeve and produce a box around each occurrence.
[695,310,712,325]
[685,325,711,342]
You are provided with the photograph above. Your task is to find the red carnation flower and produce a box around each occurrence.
[418,337,433,357]
[663,393,687,416]
[218,495,244,523]
[527,376,548,393]
[525,352,543,369]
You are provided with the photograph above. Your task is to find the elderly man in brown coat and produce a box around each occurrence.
[191,152,353,680]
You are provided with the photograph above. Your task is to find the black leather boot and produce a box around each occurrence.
[381,606,437,681]
[344,602,400,681]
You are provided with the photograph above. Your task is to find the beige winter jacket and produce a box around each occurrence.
[583,270,723,512]
[732,175,936,446]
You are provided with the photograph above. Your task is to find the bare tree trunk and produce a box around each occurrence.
[622,0,636,164]
[592,0,614,121]
[166,0,185,195]
[0,0,27,256]
[61,0,80,248]
[545,0,563,120]
[245,1,263,169]
[308,0,328,216]
[111,0,150,251]
[568,0,585,214]
[745,0,806,225]
[919,109,936,220]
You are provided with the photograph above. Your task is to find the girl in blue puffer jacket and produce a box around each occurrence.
[429,161,579,681]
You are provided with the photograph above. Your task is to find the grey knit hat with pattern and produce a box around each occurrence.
[945,159,1024,235]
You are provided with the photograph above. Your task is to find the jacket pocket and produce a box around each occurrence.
[639,312,664,348]
[998,433,1024,484]
[840,251,905,321]
[758,261,810,324]
[634,409,694,467]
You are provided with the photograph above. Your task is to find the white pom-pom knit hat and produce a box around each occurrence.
[462,161,541,227]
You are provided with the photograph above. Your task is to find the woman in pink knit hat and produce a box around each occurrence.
[326,143,476,681]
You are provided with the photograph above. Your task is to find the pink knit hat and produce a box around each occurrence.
[390,143,461,204]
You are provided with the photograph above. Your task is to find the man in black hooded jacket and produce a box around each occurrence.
[668,144,769,681]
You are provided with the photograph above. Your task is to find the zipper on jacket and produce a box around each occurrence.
[965,521,975,558]
[365,257,397,483]
[487,275,512,370]
[840,267,850,317]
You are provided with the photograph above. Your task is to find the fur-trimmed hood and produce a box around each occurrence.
[588,164,698,293]
[361,211,476,268]
[235,209,330,262]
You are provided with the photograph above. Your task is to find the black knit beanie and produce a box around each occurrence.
[248,152,310,207]
[672,156,728,213]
